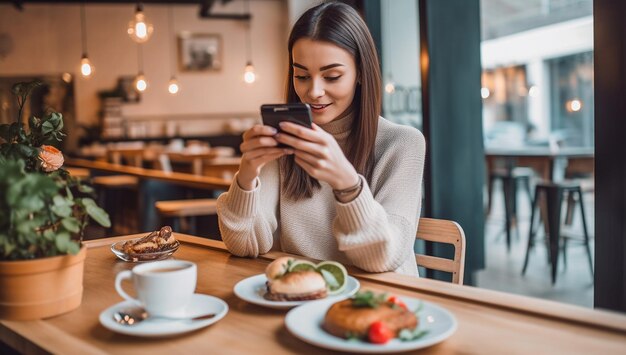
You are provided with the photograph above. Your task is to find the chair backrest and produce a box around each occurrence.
[415,217,466,284]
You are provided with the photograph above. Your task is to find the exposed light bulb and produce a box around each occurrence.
[244,62,256,84]
[134,73,148,92]
[481,87,490,99]
[80,55,94,78]
[566,98,582,112]
[385,82,396,94]
[127,5,154,43]
[62,72,73,83]
[168,77,180,94]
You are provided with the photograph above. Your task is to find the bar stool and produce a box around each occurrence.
[488,167,534,251]
[522,181,593,284]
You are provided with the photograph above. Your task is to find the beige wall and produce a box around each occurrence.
[0,1,288,128]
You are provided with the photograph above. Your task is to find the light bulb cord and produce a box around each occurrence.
[137,44,143,73]
[80,3,88,56]
[244,0,252,63]
[167,5,175,78]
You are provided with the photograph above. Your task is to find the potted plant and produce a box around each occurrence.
[0,81,110,320]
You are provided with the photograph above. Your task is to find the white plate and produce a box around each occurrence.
[233,274,360,309]
[285,296,457,353]
[99,293,228,337]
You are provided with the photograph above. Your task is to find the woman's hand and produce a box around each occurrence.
[275,122,359,190]
[238,125,293,190]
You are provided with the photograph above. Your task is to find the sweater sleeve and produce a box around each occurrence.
[332,127,425,272]
[216,161,280,257]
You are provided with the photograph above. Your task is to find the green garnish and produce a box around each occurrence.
[398,328,429,341]
[351,290,388,308]
[414,301,424,314]
[345,331,362,342]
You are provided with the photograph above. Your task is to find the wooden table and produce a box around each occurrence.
[166,152,240,177]
[485,146,594,182]
[64,158,232,190]
[2,234,625,354]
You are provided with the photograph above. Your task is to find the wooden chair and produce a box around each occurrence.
[415,217,466,284]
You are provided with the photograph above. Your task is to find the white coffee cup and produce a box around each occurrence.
[115,260,197,317]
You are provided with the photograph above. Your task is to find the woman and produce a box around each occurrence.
[217,2,425,276]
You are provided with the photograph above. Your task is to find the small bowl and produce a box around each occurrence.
[111,239,180,262]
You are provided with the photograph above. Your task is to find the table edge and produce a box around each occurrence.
[84,234,626,334]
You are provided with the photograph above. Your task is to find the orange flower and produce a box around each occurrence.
[39,145,64,172]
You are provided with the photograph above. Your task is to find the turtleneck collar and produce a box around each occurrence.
[318,109,354,137]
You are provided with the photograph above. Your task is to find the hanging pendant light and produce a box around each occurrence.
[79,4,94,78]
[384,74,396,93]
[134,44,148,92]
[80,55,94,77]
[135,73,148,92]
[168,77,179,94]
[128,2,154,43]
[242,0,256,84]
[166,6,180,95]
[244,61,256,84]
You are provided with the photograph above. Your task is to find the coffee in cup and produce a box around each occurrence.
[115,260,197,317]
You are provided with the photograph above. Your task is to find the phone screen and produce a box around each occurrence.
[261,104,313,147]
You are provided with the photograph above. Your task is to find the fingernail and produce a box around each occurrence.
[279,122,286,128]
[284,149,294,154]
[269,127,277,134]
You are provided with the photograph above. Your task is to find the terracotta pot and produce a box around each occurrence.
[0,246,86,320]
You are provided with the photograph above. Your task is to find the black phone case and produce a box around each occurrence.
[261,104,313,148]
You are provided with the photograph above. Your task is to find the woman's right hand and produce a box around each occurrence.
[237,125,293,190]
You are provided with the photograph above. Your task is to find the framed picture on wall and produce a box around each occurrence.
[178,33,222,72]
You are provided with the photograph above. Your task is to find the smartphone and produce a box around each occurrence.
[261,103,313,147]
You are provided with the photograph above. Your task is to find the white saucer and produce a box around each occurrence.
[99,293,228,337]
[233,274,360,310]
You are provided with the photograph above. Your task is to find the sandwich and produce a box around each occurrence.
[264,257,328,301]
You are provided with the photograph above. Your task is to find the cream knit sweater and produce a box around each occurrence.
[217,113,425,276]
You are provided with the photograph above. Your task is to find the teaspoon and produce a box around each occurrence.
[113,308,216,326]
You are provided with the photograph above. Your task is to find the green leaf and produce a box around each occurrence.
[85,204,111,227]
[67,241,80,255]
[398,328,429,341]
[43,229,56,241]
[28,116,40,131]
[42,121,54,134]
[61,217,81,233]
[51,204,72,217]
[77,184,94,193]
[351,290,389,308]
[81,197,97,207]
[54,232,71,253]
[53,195,73,208]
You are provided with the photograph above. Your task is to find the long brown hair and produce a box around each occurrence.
[281,2,381,200]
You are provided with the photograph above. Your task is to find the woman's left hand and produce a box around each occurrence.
[275,122,359,190]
